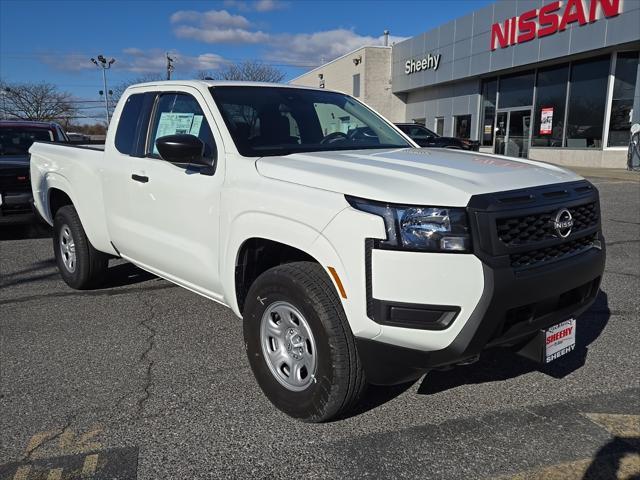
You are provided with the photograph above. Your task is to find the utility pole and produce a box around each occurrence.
[166,52,175,80]
[91,55,115,124]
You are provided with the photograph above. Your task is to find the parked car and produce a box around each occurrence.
[395,122,480,150]
[66,132,92,144]
[0,120,68,223]
[30,82,604,422]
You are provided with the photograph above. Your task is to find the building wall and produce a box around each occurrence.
[362,47,406,122]
[405,78,481,136]
[392,0,640,94]
[529,147,628,168]
[290,46,406,122]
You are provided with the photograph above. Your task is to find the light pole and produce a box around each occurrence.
[91,55,115,124]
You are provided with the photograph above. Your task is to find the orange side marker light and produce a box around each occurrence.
[327,266,347,299]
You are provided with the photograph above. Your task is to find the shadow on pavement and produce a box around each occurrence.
[0,259,58,288]
[96,262,158,289]
[417,290,611,395]
[340,291,610,419]
[583,436,640,479]
[0,221,51,241]
[337,381,417,420]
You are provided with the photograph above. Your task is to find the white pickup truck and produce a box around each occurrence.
[30,81,605,422]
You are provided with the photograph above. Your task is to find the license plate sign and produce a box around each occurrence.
[545,319,576,363]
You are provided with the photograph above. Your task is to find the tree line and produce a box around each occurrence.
[0,61,286,133]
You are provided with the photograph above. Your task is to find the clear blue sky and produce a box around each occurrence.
[0,0,492,122]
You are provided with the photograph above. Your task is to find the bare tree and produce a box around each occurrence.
[198,61,285,83]
[0,81,77,122]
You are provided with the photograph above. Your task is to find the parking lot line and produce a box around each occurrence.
[584,413,640,437]
[81,453,98,477]
[494,413,640,479]
[12,466,30,480]
[46,468,63,480]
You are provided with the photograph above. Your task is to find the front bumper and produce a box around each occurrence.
[356,180,605,385]
[358,243,604,385]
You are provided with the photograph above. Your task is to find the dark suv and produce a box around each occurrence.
[0,120,68,223]
[396,123,479,151]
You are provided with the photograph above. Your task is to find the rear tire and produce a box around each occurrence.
[243,261,366,422]
[53,205,108,289]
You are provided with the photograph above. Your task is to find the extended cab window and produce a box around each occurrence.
[147,93,216,160]
[115,93,145,155]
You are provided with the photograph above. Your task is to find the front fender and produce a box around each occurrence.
[223,208,386,341]
[222,211,349,319]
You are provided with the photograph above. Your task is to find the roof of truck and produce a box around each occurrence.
[0,120,62,129]
[127,80,331,92]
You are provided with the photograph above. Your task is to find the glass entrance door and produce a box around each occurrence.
[495,112,508,155]
[494,109,531,158]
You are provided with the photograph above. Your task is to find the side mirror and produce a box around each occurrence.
[155,134,208,166]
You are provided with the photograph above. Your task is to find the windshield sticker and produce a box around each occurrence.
[189,115,203,136]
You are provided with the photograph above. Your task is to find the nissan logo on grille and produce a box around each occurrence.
[552,208,574,238]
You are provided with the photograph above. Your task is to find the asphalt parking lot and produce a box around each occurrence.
[1,175,639,479]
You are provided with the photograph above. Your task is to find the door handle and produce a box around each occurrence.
[131,174,149,183]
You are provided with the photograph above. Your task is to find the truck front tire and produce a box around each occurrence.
[243,262,366,422]
[53,205,108,289]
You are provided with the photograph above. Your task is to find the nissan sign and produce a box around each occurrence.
[490,0,621,51]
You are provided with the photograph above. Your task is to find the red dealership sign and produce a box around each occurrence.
[490,0,621,50]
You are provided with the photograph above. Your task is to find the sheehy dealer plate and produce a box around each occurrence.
[545,319,576,363]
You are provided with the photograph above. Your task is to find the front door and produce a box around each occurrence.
[124,89,226,298]
[494,109,531,158]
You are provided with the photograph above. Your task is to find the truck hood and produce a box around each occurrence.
[255,148,582,206]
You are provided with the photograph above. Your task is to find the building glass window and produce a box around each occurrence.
[532,64,569,148]
[454,114,472,139]
[435,117,444,136]
[481,78,497,146]
[565,55,611,148]
[498,71,534,108]
[352,74,360,97]
[608,51,639,147]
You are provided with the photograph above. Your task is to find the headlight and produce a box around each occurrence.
[346,196,471,252]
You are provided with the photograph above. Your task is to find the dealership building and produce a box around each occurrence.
[292,0,640,168]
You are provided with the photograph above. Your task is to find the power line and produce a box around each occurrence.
[0,51,319,69]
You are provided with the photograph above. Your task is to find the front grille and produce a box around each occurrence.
[496,202,598,247]
[510,234,598,269]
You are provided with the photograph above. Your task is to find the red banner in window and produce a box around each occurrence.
[540,107,553,135]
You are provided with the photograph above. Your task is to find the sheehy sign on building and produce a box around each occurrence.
[490,0,621,50]
[405,54,441,75]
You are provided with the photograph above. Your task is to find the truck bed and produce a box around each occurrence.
[29,142,116,254]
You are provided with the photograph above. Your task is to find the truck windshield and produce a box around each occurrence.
[210,86,411,157]
[0,128,53,156]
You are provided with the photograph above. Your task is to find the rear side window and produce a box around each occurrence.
[115,94,145,154]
